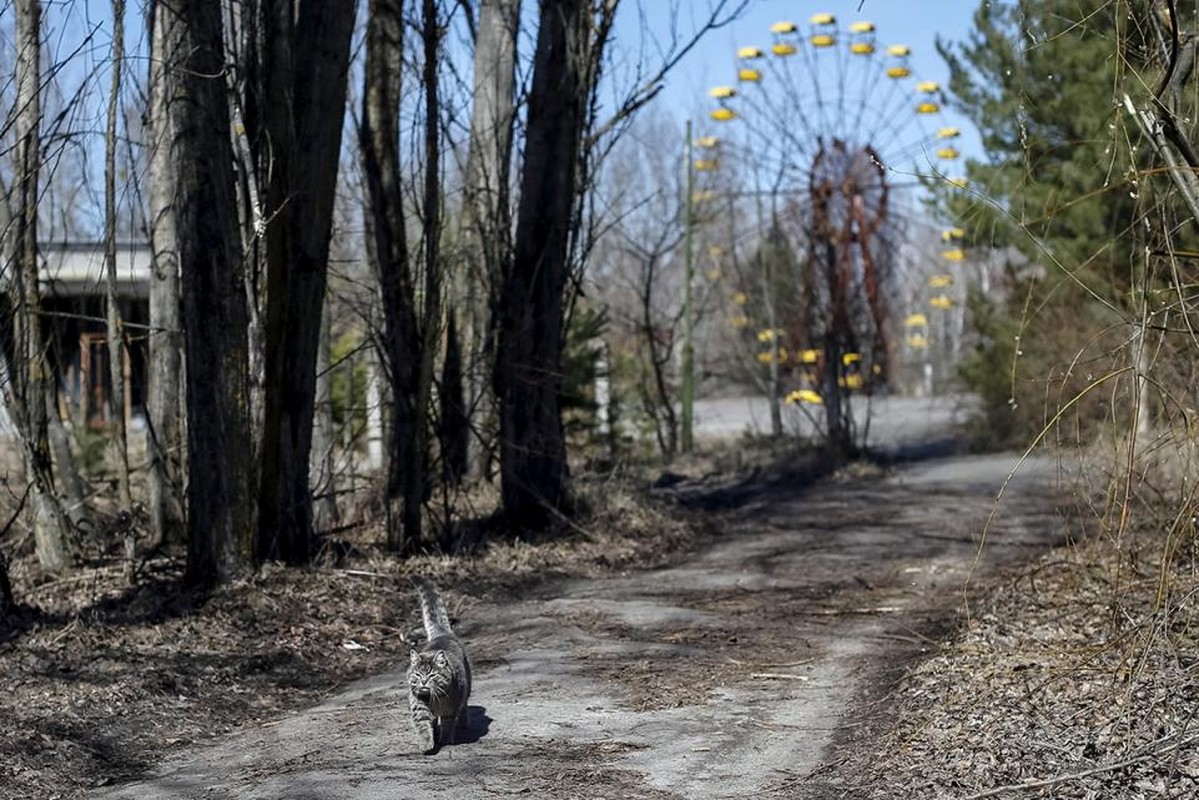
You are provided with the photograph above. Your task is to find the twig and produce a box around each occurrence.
[726,657,814,669]
[336,569,391,579]
[751,672,811,681]
[959,732,1199,799]
[805,606,902,616]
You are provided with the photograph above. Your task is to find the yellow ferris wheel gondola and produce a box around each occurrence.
[809,13,836,48]
[849,21,876,55]
[930,295,955,310]
[771,21,799,56]
[886,44,911,79]
[916,81,941,115]
[935,127,961,159]
[737,45,763,81]
[709,85,738,122]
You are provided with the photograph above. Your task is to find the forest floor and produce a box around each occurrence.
[2,412,1197,798]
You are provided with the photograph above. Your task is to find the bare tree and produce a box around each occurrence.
[103,0,133,517]
[492,0,750,526]
[146,0,186,548]
[250,1,356,564]
[359,0,442,552]
[456,0,520,481]
[152,0,255,586]
[495,0,597,529]
[10,0,73,574]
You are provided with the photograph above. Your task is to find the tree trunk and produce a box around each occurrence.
[460,0,520,481]
[416,0,445,502]
[360,0,426,553]
[496,0,593,530]
[310,302,338,533]
[155,0,255,587]
[46,408,88,529]
[254,1,355,565]
[146,0,186,548]
[0,548,14,619]
[438,312,467,484]
[104,0,133,515]
[13,0,73,574]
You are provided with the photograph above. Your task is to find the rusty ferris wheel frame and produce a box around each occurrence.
[807,139,892,378]
[704,15,959,454]
[803,138,893,454]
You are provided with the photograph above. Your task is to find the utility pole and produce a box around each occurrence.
[681,120,695,453]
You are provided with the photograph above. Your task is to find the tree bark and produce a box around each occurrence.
[253,1,355,565]
[360,0,426,553]
[438,312,467,484]
[0,548,14,620]
[13,0,73,574]
[155,0,255,587]
[104,0,133,513]
[146,0,186,548]
[459,0,520,480]
[496,0,594,530]
[310,302,338,533]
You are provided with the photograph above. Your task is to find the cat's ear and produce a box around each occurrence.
[410,649,420,665]
[434,650,448,667]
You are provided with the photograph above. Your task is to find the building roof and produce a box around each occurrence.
[39,241,152,299]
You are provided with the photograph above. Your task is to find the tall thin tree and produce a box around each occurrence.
[103,0,132,514]
[360,0,435,552]
[146,0,186,548]
[456,0,520,481]
[12,0,73,573]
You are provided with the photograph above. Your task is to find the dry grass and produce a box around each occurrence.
[820,482,1199,799]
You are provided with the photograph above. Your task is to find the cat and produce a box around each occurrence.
[406,576,472,754]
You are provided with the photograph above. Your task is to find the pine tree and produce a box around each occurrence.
[936,0,1171,444]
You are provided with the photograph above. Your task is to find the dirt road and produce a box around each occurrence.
[94,446,1065,799]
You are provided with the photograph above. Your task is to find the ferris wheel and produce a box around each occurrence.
[698,12,967,443]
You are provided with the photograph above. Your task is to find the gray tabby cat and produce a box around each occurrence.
[407,576,472,753]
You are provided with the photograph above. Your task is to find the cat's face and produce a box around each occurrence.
[408,649,451,700]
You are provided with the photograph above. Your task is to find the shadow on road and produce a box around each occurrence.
[459,704,492,745]
[662,433,975,514]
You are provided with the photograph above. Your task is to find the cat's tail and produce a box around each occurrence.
[412,576,454,639]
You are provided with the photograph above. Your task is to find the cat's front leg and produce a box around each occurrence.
[409,693,436,753]
[439,713,457,745]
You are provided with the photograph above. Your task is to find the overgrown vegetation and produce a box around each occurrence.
[861,0,1199,793]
